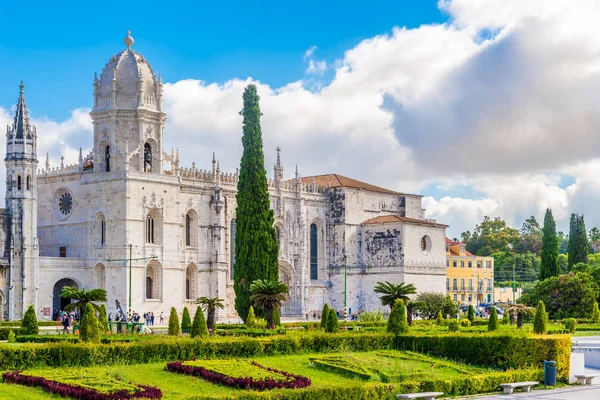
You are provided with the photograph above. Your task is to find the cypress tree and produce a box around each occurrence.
[540,208,559,280]
[181,307,192,333]
[488,307,499,332]
[467,304,475,324]
[326,308,339,333]
[246,306,256,329]
[98,304,109,334]
[21,305,39,335]
[388,299,409,335]
[234,84,279,322]
[435,311,443,326]
[320,304,329,329]
[191,306,208,338]
[168,307,180,336]
[568,213,589,270]
[533,300,548,334]
[79,303,100,343]
[502,311,509,325]
[592,302,600,324]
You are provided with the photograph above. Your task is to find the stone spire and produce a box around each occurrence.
[274,146,284,186]
[10,81,33,139]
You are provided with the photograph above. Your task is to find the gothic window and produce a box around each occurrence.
[145,261,162,299]
[146,214,155,244]
[95,213,106,247]
[310,223,318,280]
[185,211,197,247]
[17,175,21,191]
[230,219,236,280]
[26,175,30,191]
[101,219,106,246]
[105,145,110,172]
[94,264,106,290]
[146,276,153,299]
[186,214,191,246]
[144,143,152,172]
[186,264,197,300]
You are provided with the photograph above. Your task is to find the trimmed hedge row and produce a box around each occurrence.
[0,321,56,327]
[15,335,142,344]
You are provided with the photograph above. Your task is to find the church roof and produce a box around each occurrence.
[8,82,35,139]
[296,174,405,195]
[363,214,448,228]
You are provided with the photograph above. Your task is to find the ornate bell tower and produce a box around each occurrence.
[5,82,40,320]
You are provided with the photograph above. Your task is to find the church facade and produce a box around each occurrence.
[0,32,447,322]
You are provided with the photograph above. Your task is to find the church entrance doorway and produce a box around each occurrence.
[52,278,79,319]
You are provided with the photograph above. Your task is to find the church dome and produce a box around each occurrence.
[93,30,163,112]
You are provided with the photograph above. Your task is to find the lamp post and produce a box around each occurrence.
[128,244,132,320]
[343,255,348,321]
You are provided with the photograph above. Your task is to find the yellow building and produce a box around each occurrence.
[446,238,494,305]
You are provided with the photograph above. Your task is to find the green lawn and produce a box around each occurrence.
[0,351,505,400]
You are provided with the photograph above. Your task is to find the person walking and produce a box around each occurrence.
[62,314,71,334]
[150,312,155,326]
[160,311,164,324]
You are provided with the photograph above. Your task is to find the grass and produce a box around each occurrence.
[0,350,505,399]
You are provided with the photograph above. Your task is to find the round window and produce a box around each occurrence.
[53,187,74,221]
[421,235,432,254]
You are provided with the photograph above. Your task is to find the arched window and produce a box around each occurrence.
[105,145,110,172]
[94,264,106,290]
[230,219,236,280]
[26,175,30,191]
[146,276,153,299]
[310,223,318,280]
[95,213,106,247]
[146,214,155,244]
[17,175,21,191]
[186,264,197,300]
[186,214,191,246]
[146,261,162,299]
[144,143,152,172]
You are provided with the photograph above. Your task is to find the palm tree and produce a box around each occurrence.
[59,286,107,318]
[374,281,417,310]
[196,297,224,332]
[505,304,535,328]
[249,279,289,330]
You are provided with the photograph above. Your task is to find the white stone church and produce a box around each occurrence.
[0,31,448,322]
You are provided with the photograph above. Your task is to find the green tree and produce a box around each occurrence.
[59,286,107,318]
[320,304,330,329]
[246,305,256,328]
[501,311,509,325]
[435,311,443,326]
[374,281,417,310]
[191,306,208,338]
[533,301,548,334]
[79,303,100,343]
[196,297,225,332]
[505,303,535,328]
[168,307,180,336]
[540,209,560,280]
[249,279,288,330]
[21,305,38,335]
[414,292,459,319]
[98,304,109,333]
[515,216,543,255]
[592,302,600,324]
[181,307,192,333]
[558,231,569,254]
[233,84,279,322]
[558,254,569,274]
[488,307,499,331]
[568,213,589,270]
[325,308,339,333]
[463,216,521,256]
[467,304,475,324]
[387,299,409,335]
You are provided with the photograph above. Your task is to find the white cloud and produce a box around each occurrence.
[304,46,327,75]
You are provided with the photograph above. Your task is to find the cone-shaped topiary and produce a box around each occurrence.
[320,304,329,329]
[168,307,180,336]
[79,303,100,343]
[435,311,443,326]
[387,299,409,335]
[98,304,109,333]
[502,311,509,325]
[181,307,192,333]
[246,306,256,328]
[467,304,475,324]
[592,302,600,324]
[21,305,39,335]
[533,300,548,334]
[191,306,208,338]
[273,308,281,327]
[325,308,339,333]
[488,307,499,332]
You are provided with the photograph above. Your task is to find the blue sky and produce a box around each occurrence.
[0,0,445,120]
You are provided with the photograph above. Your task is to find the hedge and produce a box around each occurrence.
[0,321,56,327]
[15,335,141,344]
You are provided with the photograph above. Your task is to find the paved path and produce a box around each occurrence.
[462,385,600,399]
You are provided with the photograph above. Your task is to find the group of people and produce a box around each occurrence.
[106,311,165,325]
[55,311,78,334]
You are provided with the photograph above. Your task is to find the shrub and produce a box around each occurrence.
[533,301,548,335]
[435,311,443,326]
[448,321,459,332]
[467,305,475,324]
[592,302,600,323]
[502,312,510,325]
[98,304,109,334]
[7,330,16,343]
[181,307,192,333]
[191,307,208,338]
[359,310,384,323]
[168,307,180,336]
[246,306,257,328]
[320,304,329,329]
[387,299,408,335]
[79,303,100,343]
[325,309,339,333]
[21,305,39,335]
[564,318,577,333]
[488,307,499,332]
[459,318,471,327]
[273,308,281,327]
[254,318,267,330]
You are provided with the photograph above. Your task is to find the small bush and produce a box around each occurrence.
[168,307,180,336]
[181,307,192,333]
[98,304,109,334]
[254,318,267,330]
[21,305,39,335]
[325,308,339,333]
[448,320,459,332]
[564,318,577,333]
[7,331,16,343]
[320,304,329,329]
[387,299,408,335]
[435,311,443,326]
[359,310,384,323]
[460,318,471,327]
[488,307,499,332]
[592,302,600,324]
[191,307,209,338]
[246,306,257,329]
[533,301,548,335]
[79,303,100,343]
[502,312,510,325]
[467,305,475,324]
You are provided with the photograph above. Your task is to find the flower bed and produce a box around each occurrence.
[2,370,162,400]
[165,359,311,390]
